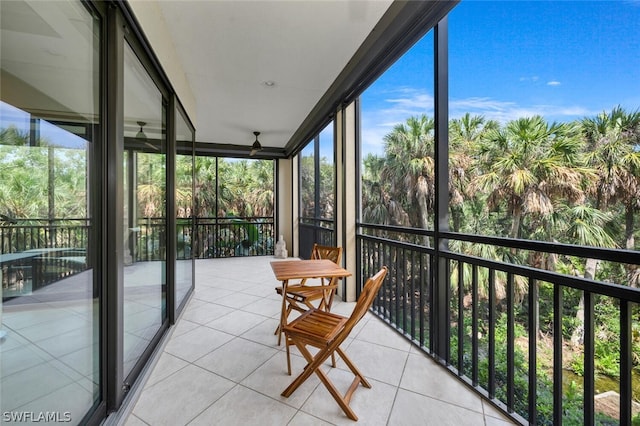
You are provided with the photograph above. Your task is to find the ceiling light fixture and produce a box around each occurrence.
[250,131,262,156]
[136,121,147,140]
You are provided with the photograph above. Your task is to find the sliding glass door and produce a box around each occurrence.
[122,42,167,378]
[0,1,101,423]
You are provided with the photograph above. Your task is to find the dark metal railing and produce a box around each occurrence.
[0,218,90,255]
[357,222,640,425]
[299,217,335,259]
[191,216,274,259]
[132,216,275,260]
[1,215,274,294]
[0,218,90,293]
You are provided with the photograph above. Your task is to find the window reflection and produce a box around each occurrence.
[123,42,167,378]
[0,0,100,422]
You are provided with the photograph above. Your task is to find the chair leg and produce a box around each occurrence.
[335,347,371,389]
[282,341,332,397]
[275,303,295,344]
[285,338,292,375]
[282,340,359,421]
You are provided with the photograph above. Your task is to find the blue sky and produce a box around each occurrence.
[0,101,87,150]
[360,0,640,156]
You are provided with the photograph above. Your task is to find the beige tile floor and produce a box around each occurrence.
[119,256,517,426]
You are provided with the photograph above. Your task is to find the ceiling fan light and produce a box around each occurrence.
[250,131,262,156]
[136,121,147,140]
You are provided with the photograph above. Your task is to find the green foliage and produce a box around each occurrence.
[194,157,274,218]
[0,129,88,219]
[460,313,618,425]
[300,153,335,219]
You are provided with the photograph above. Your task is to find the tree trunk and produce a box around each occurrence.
[509,202,522,240]
[625,202,635,250]
[416,176,431,248]
[570,257,599,346]
[625,202,638,287]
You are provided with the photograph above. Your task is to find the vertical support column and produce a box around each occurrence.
[167,96,176,324]
[433,16,450,361]
[105,3,125,411]
[313,136,320,222]
[291,155,300,258]
[337,102,358,301]
[276,157,294,257]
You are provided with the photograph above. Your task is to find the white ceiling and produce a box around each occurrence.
[130,0,393,152]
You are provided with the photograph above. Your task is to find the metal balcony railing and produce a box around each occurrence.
[130,216,275,261]
[1,216,274,295]
[0,218,90,293]
[299,217,335,259]
[190,216,274,259]
[357,222,640,425]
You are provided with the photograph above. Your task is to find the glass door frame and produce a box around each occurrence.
[104,4,178,411]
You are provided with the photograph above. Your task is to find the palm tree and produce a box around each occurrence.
[194,156,217,217]
[582,106,640,286]
[475,116,587,241]
[381,115,435,232]
[473,116,593,341]
[361,153,411,227]
[246,159,274,217]
[449,113,498,232]
[558,204,618,345]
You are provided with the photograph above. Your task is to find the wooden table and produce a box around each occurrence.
[271,259,351,345]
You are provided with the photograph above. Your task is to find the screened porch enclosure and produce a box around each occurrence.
[1,0,640,425]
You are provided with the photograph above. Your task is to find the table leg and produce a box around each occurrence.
[277,279,288,346]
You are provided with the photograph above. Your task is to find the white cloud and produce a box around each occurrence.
[360,87,436,155]
[449,97,594,124]
[360,126,389,157]
[547,80,561,86]
[382,88,435,117]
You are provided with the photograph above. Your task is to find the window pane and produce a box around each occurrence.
[176,111,193,308]
[448,2,640,423]
[193,156,274,258]
[360,33,435,229]
[0,0,100,422]
[299,141,315,219]
[318,122,334,220]
[123,42,167,378]
[448,1,640,244]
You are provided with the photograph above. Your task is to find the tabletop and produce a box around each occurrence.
[0,252,39,264]
[270,259,351,281]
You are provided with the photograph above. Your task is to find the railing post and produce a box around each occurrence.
[433,15,450,362]
[620,300,632,424]
[528,277,538,425]
[553,283,563,425]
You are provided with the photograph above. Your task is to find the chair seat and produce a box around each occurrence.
[284,309,347,345]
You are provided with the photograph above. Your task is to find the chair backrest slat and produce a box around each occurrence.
[332,266,387,346]
[311,244,343,265]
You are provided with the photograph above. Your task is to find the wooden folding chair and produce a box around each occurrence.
[274,244,343,335]
[281,266,388,421]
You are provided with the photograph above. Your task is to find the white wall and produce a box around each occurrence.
[127,0,197,125]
